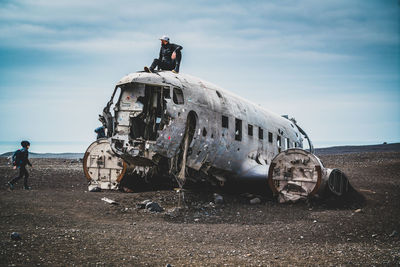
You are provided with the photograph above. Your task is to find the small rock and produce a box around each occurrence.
[354,209,362,213]
[166,264,172,267]
[165,207,181,217]
[101,197,118,205]
[89,187,101,192]
[122,187,134,193]
[250,197,261,204]
[389,230,398,237]
[313,220,317,223]
[300,236,304,239]
[145,202,163,212]
[136,199,152,209]
[241,193,254,199]
[371,234,378,238]
[10,232,21,240]
[194,218,200,222]
[214,193,223,204]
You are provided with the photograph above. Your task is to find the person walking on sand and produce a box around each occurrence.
[8,141,33,190]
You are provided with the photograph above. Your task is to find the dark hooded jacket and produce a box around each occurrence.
[159,42,183,64]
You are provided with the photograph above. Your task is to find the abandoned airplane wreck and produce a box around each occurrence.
[83,70,350,202]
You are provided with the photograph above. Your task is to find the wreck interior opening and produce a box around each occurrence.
[125,84,171,141]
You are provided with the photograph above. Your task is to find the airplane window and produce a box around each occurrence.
[248,124,253,136]
[173,87,184,104]
[277,135,282,147]
[163,87,171,99]
[222,115,229,128]
[268,132,273,143]
[202,127,207,137]
[235,118,242,141]
[285,138,290,149]
[258,127,263,140]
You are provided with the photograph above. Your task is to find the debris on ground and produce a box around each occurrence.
[136,199,152,209]
[165,207,182,218]
[213,193,223,204]
[354,209,362,213]
[359,189,376,194]
[136,199,163,212]
[10,232,21,240]
[389,230,398,237]
[250,197,261,204]
[122,187,134,193]
[89,186,101,192]
[145,201,163,212]
[101,197,118,205]
[241,193,255,199]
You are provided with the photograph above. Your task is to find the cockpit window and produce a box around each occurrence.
[173,87,184,104]
[163,86,171,99]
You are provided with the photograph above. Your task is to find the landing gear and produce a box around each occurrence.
[173,111,197,188]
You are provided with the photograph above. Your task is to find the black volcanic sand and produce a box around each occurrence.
[0,149,399,266]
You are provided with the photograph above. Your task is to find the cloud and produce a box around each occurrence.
[0,0,398,150]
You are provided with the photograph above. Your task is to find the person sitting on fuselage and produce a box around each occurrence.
[145,35,183,74]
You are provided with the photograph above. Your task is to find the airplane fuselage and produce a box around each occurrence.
[105,71,306,183]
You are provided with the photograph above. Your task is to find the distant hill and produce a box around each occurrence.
[315,143,400,155]
[0,143,398,159]
[0,152,84,159]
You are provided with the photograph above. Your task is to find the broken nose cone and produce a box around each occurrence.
[268,148,349,203]
[83,138,127,190]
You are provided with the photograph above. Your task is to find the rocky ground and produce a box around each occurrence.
[0,147,399,266]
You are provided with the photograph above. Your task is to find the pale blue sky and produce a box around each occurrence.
[0,0,399,153]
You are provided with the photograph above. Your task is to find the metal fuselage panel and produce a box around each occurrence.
[110,72,303,182]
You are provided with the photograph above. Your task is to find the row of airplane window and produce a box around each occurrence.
[221,115,297,149]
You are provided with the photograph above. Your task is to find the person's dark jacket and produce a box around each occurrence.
[15,148,31,168]
[95,126,106,139]
[159,43,183,64]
